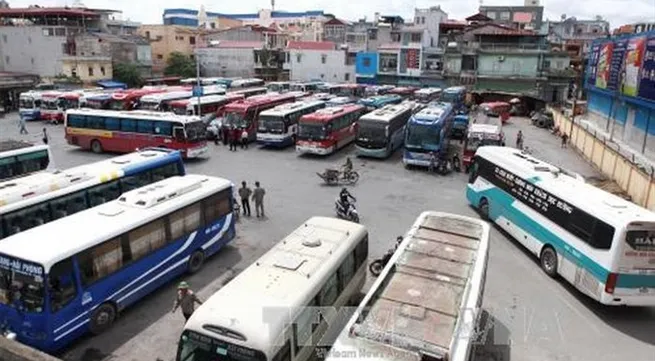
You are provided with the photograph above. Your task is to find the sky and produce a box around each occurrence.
[9,0,655,28]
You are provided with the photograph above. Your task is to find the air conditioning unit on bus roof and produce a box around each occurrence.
[318,107,343,114]
[117,176,206,209]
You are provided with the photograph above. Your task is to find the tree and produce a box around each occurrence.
[113,63,143,88]
[164,52,196,78]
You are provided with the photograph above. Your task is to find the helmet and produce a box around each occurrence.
[178,281,189,289]
[341,187,347,193]
[396,236,403,242]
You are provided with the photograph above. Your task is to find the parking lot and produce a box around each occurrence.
[2,113,655,361]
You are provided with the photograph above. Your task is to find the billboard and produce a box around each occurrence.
[638,36,655,101]
[607,37,628,90]
[587,43,601,86]
[622,36,646,97]
[594,42,613,89]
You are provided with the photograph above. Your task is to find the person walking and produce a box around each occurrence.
[42,128,49,145]
[171,281,202,322]
[222,126,229,146]
[561,133,569,148]
[252,181,266,218]
[228,126,237,151]
[18,117,28,134]
[240,129,249,149]
[238,181,252,217]
[516,130,524,150]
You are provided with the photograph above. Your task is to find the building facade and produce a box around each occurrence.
[285,41,354,82]
[202,25,287,49]
[478,2,544,33]
[323,18,348,44]
[137,25,202,73]
[547,16,610,69]
[195,41,261,78]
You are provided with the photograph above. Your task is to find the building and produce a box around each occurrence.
[285,41,354,82]
[614,22,655,35]
[61,56,112,83]
[479,0,544,33]
[195,41,261,78]
[104,17,141,36]
[323,17,348,44]
[547,15,610,69]
[137,25,202,73]
[203,25,287,49]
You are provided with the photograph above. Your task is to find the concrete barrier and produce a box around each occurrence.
[0,337,62,361]
[550,106,655,210]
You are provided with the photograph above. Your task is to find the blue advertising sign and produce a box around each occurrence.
[192,86,204,97]
[638,35,655,101]
[607,38,628,91]
[587,43,601,86]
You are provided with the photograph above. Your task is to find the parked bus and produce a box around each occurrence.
[222,93,296,142]
[266,81,291,93]
[229,87,268,98]
[326,96,356,107]
[386,86,416,99]
[296,104,366,155]
[0,174,236,352]
[169,93,244,116]
[307,92,336,102]
[176,216,368,361]
[0,140,51,181]
[480,101,511,124]
[451,113,470,141]
[355,103,413,158]
[230,78,265,89]
[357,94,403,111]
[363,85,394,97]
[462,123,504,172]
[290,81,323,93]
[467,146,655,306]
[19,90,43,121]
[138,85,226,112]
[335,83,366,98]
[39,91,64,121]
[413,87,442,103]
[81,93,113,110]
[327,211,490,361]
[403,102,455,167]
[107,88,174,111]
[0,148,184,240]
[180,77,228,85]
[144,76,182,86]
[256,100,326,147]
[65,109,208,158]
[441,86,467,111]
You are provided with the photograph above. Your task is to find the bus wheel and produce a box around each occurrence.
[91,140,103,154]
[89,303,116,335]
[478,198,490,220]
[188,250,205,274]
[540,246,558,277]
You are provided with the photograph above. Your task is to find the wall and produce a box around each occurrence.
[0,26,69,76]
[137,25,198,72]
[355,52,378,77]
[61,58,113,82]
[0,338,62,361]
[288,49,353,82]
[195,47,255,77]
[477,54,540,78]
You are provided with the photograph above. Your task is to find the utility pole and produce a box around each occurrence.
[569,68,581,139]
[195,49,202,117]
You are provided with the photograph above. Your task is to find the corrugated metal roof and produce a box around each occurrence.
[286,41,335,50]
[0,7,102,17]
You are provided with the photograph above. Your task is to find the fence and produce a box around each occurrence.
[550,106,655,210]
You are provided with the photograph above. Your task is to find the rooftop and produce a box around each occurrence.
[466,23,537,36]
[0,6,110,18]
[163,8,324,20]
[209,40,264,49]
[287,41,335,50]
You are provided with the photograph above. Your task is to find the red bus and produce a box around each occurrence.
[335,84,366,98]
[107,88,172,110]
[39,91,64,121]
[169,93,244,116]
[64,108,208,158]
[386,86,417,99]
[222,93,296,142]
[480,101,511,123]
[296,104,366,155]
[228,87,267,98]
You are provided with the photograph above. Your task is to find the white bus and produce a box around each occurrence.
[355,103,413,159]
[266,81,291,93]
[256,101,326,147]
[138,86,226,111]
[467,146,655,306]
[0,140,52,181]
[230,78,265,89]
[327,211,490,361]
[413,87,442,103]
[0,174,237,352]
[169,94,244,116]
[176,216,369,361]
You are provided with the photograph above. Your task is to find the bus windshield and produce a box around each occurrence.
[185,121,206,142]
[178,330,266,361]
[140,101,159,111]
[59,98,78,110]
[224,111,252,128]
[42,100,58,110]
[406,124,440,149]
[357,120,387,146]
[19,98,35,109]
[172,106,188,116]
[298,122,327,140]
[466,137,500,152]
[258,115,285,134]
[108,99,125,110]
[0,255,45,313]
[441,92,459,103]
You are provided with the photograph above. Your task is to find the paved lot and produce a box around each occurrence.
[2,114,655,361]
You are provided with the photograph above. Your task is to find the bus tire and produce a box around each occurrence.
[188,250,205,274]
[540,246,558,277]
[91,140,103,154]
[89,303,117,335]
[478,198,490,220]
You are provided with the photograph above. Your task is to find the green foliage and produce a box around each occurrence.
[113,63,143,88]
[164,52,196,78]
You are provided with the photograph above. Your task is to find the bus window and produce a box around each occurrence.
[338,252,355,291]
[355,235,368,268]
[203,190,231,222]
[48,258,78,313]
[468,159,479,184]
[18,151,49,174]
[4,202,51,235]
[78,237,124,286]
[293,299,319,353]
[121,173,152,192]
[0,262,45,313]
[169,203,202,240]
[128,218,167,261]
[88,181,121,207]
[151,163,180,182]
[173,127,185,142]
[0,157,17,178]
[50,191,88,218]
[318,273,339,306]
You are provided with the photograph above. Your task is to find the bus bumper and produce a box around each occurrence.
[185,144,209,158]
[257,135,292,147]
[355,145,388,158]
[296,145,333,155]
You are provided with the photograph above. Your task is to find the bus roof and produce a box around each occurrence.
[410,103,453,123]
[414,87,442,95]
[223,93,296,111]
[66,108,202,124]
[111,88,168,100]
[0,139,37,153]
[185,216,367,353]
[359,94,401,104]
[443,86,466,93]
[360,103,412,123]
[0,148,180,209]
[228,87,268,96]
[139,90,193,103]
[476,146,655,225]
[40,91,63,98]
[258,100,325,117]
[169,93,243,107]
[0,174,230,272]
[328,96,354,104]
[301,104,364,123]
[388,87,415,94]
[468,123,501,137]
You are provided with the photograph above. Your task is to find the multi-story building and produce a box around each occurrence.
[137,25,203,73]
[547,15,610,69]
[479,0,544,33]
[104,17,141,36]
[203,25,287,49]
[195,41,261,78]
[285,41,354,82]
[614,22,655,35]
[323,17,348,45]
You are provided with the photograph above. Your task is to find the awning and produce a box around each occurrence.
[97,80,127,89]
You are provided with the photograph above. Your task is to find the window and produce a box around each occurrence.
[50,191,88,221]
[152,162,181,182]
[410,33,422,43]
[88,66,94,77]
[345,73,350,81]
[3,202,51,236]
[203,190,232,223]
[157,54,163,60]
[293,300,318,352]
[321,54,327,64]
[500,11,511,20]
[487,12,496,19]
[368,29,377,41]
[87,116,105,129]
[120,172,151,193]
[189,36,196,45]
[169,203,202,240]
[88,181,121,207]
[338,253,355,292]
[49,258,77,313]
[296,54,302,63]
[210,22,216,29]
[55,28,66,37]
[543,60,551,69]
[145,31,151,39]
[67,114,86,128]
[100,67,106,76]
[421,17,425,24]
[556,60,564,69]
[105,117,120,130]
[42,28,54,36]
[154,121,173,136]
[137,120,154,134]
[78,237,123,286]
[355,236,368,268]
[318,273,339,306]
[31,57,34,65]
[128,219,167,261]
[121,118,137,132]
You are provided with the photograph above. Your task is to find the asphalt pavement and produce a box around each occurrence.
[1,114,654,361]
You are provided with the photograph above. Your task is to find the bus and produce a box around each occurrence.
[480,101,511,124]
[0,140,51,181]
[39,91,63,121]
[335,84,366,98]
[413,87,442,103]
[107,88,175,111]
[65,109,208,158]
[290,81,323,93]
[326,96,355,107]
[327,211,490,361]
[180,77,228,86]
[0,174,236,352]
[0,148,184,240]
[222,93,296,142]
[462,123,504,172]
[138,86,226,112]
[266,81,291,93]
[441,86,467,111]
[296,104,366,156]
[256,101,326,147]
[466,146,655,306]
[169,93,244,116]
[144,76,182,86]
[81,93,113,110]
[355,103,412,158]
[176,216,368,361]
[229,87,268,98]
[19,91,43,121]
[386,86,416,99]
[306,92,336,102]
[363,85,394,97]
[403,102,455,167]
[357,94,402,111]
[230,78,265,89]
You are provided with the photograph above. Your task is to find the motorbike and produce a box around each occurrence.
[317,168,359,185]
[369,239,402,276]
[335,198,359,223]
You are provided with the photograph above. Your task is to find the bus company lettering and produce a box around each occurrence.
[0,256,43,276]
[493,166,573,215]
[317,347,405,359]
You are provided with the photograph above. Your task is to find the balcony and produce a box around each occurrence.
[477,42,549,53]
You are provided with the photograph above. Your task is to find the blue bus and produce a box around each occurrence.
[451,113,470,141]
[81,93,112,109]
[440,86,467,111]
[357,94,403,111]
[0,174,236,352]
[403,102,454,167]
[355,103,413,158]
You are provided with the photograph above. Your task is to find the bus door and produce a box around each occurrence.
[334,112,359,149]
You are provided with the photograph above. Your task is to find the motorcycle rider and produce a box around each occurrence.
[339,187,356,210]
[381,237,404,268]
[341,157,353,174]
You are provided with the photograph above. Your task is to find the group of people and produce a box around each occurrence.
[238,181,267,218]
[215,126,250,151]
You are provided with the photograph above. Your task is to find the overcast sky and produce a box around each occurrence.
[10,0,654,28]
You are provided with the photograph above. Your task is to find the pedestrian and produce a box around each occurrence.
[516,130,524,150]
[222,127,229,146]
[18,116,28,134]
[238,181,252,217]
[230,127,240,151]
[240,129,249,149]
[171,281,202,322]
[561,133,569,148]
[42,127,49,145]
[252,181,266,218]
